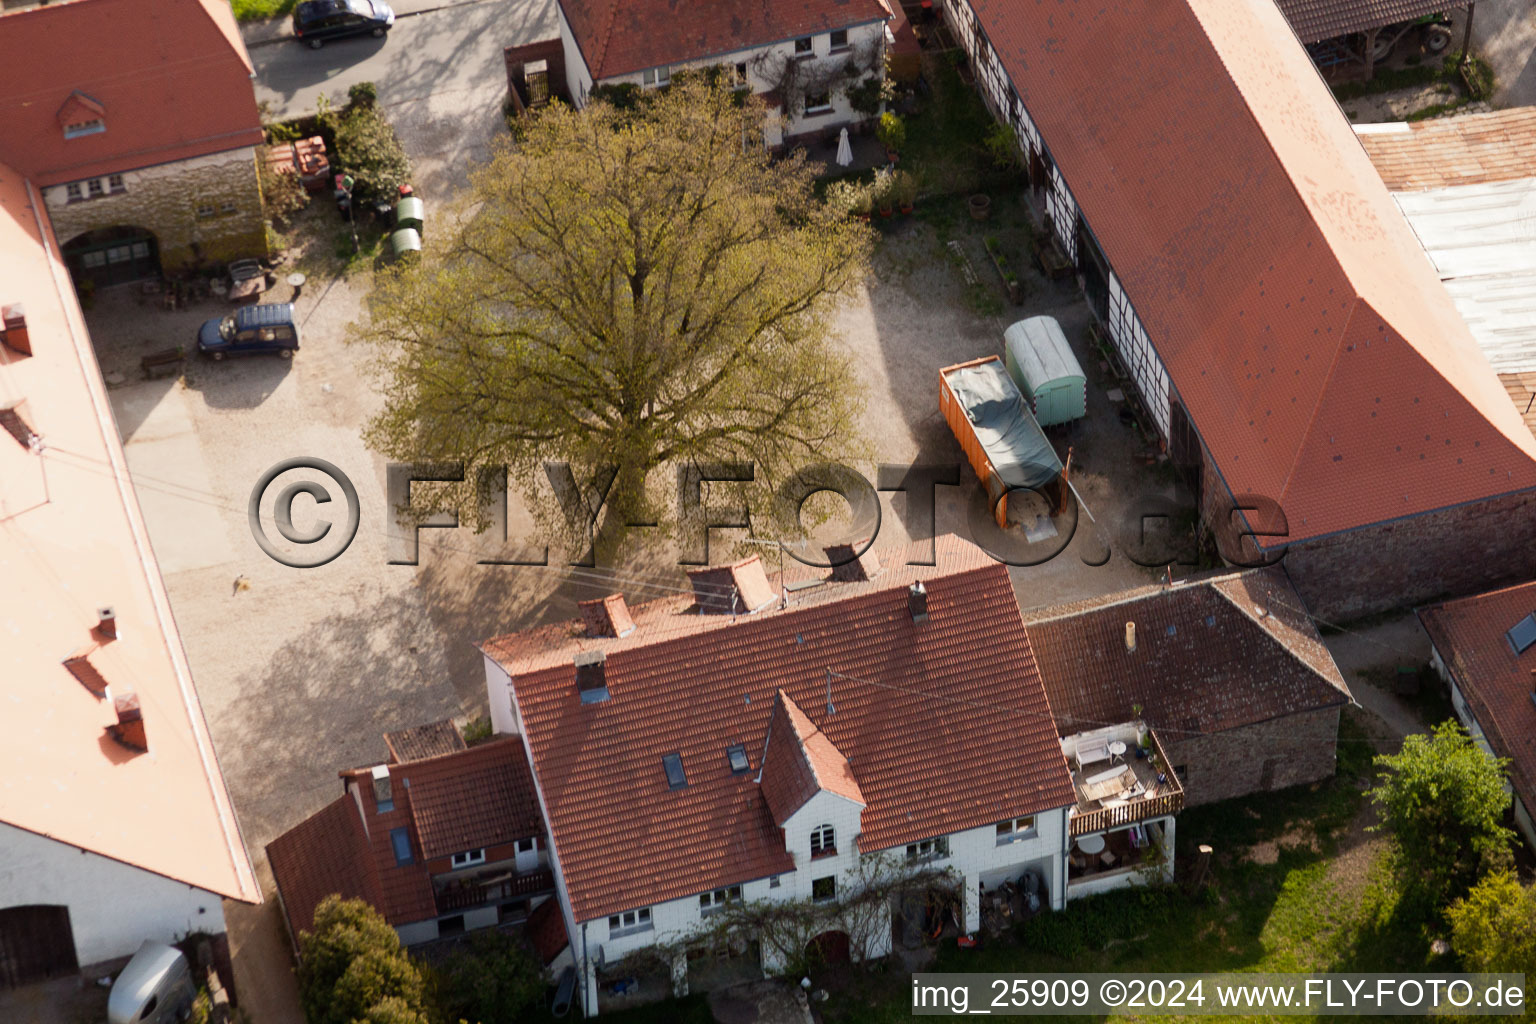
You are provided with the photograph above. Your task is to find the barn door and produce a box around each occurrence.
[0,905,78,989]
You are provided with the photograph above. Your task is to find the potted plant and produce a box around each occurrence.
[872,168,895,218]
[890,170,917,214]
[876,112,906,162]
[825,178,873,222]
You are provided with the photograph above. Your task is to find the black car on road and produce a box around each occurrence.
[292,0,394,48]
[198,303,300,360]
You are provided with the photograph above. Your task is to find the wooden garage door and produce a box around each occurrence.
[0,905,78,989]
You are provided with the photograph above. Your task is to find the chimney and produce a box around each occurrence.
[579,594,635,638]
[107,692,147,753]
[2,304,29,356]
[63,648,109,697]
[826,541,881,582]
[371,764,394,810]
[1125,621,1137,653]
[575,650,609,703]
[687,556,775,615]
[908,581,928,623]
[96,607,117,641]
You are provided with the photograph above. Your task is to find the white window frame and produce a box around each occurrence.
[641,65,670,87]
[64,119,104,139]
[905,837,950,863]
[995,816,1037,845]
[607,907,653,937]
[515,837,535,853]
[810,823,835,858]
[793,36,814,58]
[811,875,836,903]
[107,174,125,193]
[87,178,104,198]
[699,885,742,915]
[804,92,833,115]
[65,182,82,202]
[450,848,487,869]
[195,204,215,219]
[829,29,850,52]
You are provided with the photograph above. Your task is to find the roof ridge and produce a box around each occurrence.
[1274,297,1359,513]
[1022,570,1254,624]
[591,0,626,80]
[1209,575,1351,698]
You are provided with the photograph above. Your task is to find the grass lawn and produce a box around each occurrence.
[901,56,1011,198]
[232,0,296,21]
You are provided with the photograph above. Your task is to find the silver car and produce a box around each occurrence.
[108,942,194,1024]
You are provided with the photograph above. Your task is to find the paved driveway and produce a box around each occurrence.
[248,0,556,193]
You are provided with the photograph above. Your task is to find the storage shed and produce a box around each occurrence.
[939,356,1065,528]
[1004,316,1086,426]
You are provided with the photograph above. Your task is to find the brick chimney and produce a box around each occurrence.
[108,693,148,753]
[63,648,109,697]
[825,541,881,582]
[2,304,30,356]
[579,594,635,638]
[96,607,117,641]
[687,556,776,615]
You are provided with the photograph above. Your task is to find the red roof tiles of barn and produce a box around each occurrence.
[0,0,263,185]
[558,0,889,80]
[402,739,545,861]
[482,535,1075,924]
[969,0,1536,545]
[1357,109,1536,191]
[1419,581,1536,821]
[1024,569,1351,738]
[267,794,382,939]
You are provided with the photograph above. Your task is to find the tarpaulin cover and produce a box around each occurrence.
[946,361,1063,496]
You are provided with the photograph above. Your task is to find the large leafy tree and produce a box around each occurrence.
[297,896,432,1024]
[357,78,872,544]
[1446,871,1536,975]
[1368,721,1514,911]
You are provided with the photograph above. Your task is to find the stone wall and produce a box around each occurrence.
[1163,706,1341,808]
[1200,450,1536,622]
[44,145,266,270]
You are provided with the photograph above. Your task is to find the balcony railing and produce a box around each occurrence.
[1068,728,1185,837]
[434,867,554,914]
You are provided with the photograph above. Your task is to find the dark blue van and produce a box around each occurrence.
[197,303,300,360]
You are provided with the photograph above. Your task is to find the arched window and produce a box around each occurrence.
[810,823,835,857]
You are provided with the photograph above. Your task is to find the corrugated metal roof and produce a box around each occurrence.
[1274,0,1465,45]
[1393,179,1536,373]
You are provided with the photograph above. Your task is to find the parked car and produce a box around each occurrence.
[107,942,194,1024]
[292,0,394,48]
[197,302,300,360]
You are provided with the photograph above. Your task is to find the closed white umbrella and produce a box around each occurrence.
[835,126,853,167]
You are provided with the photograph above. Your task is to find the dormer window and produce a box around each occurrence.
[810,823,835,858]
[64,118,105,139]
[663,752,688,789]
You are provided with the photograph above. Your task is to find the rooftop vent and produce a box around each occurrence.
[579,593,636,639]
[107,693,147,753]
[662,751,688,789]
[826,541,881,582]
[96,607,117,641]
[575,650,609,703]
[63,648,108,697]
[2,304,30,356]
[1125,621,1137,653]
[687,556,776,615]
[1508,613,1536,655]
[726,743,750,774]
[908,581,928,623]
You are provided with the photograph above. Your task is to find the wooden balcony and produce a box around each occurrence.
[434,867,554,914]
[1067,727,1185,838]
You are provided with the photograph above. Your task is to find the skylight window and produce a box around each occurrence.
[1508,613,1536,655]
[726,744,750,774]
[662,752,688,789]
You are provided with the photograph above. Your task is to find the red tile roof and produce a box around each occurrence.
[267,794,382,939]
[968,0,1536,546]
[1274,0,1463,44]
[0,0,264,185]
[760,690,865,826]
[268,737,545,935]
[384,719,467,764]
[559,0,890,80]
[1419,581,1536,820]
[482,535,1076,924]
[1358,110,1536,192]
[1023,569,1351,738]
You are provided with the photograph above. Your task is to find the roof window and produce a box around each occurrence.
[575,650,609,703]
[1508,613,1536,654]
[726,744,750,774]
[662,752,688,789]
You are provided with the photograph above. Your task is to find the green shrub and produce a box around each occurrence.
[984,123,1024,170]
[433,930,543,1024]
[847,75,892,118]
[348,81,379,110]
[333,104,412,202]
[876,111,906,152]
[1447,871,1536,974]
[460,716,493,746]
[589,82,644,110]
[298,897,433,1024]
